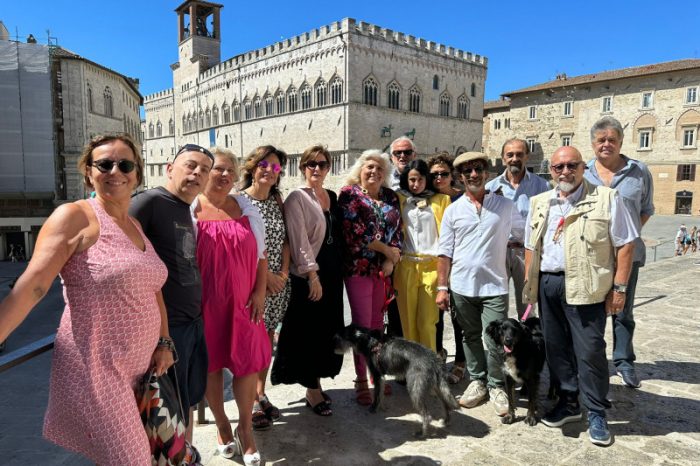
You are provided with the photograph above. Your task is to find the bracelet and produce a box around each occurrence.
[277,271,289,281]
[157,337,178,362]
[308,276,320,285]
[437,286,449,292]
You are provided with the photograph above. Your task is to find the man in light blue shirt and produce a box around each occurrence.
[486,138,550,318]
[584,116,654,389]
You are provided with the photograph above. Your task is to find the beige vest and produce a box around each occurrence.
[524,180,617,305]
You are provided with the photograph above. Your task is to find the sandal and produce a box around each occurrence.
[447,363,465,385]
[305,398,333,416]
[184,442,202,465]
[234,427,261,466]
[354,379,373,406]
[322,391,332,405]
[259,394,281,421]
[216,427,237,459]
[251,404,272,431]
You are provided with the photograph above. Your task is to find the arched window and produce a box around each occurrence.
[87,84,93,112]
[330,76,343,104]
[387,81,400,110]
[123,116,127,133]
[212,105,219,126]
[187,113,194,133]
[363,77,378,106]
[439,92,451,117]
[156,121,162,137]
[300,84,311,110]
[222,102,231,123]
[244,100,252,120]
[287,86,298,112]
[457,95,469,119]
[148,122,154,138]
[104,87,113,117]
[205,107,211,127]
[275,90,285,114]
[409,86,421,113]
[470,83,477,97]
[233,102,240,122]
[253,97,262,118]
[198,109,204,129]
[315,79,327,107]
[169,118,175,135]
[182,115,187,132]
[433,75,439,90]
[264,93,273,115]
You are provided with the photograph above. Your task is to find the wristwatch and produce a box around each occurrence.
[613,283,627,293]
[437,286,449,292]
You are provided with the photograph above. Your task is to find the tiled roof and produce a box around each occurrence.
[484,99,511,110]
[503,59,700,97]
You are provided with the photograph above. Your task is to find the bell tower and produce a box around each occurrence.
[174,1,222,73]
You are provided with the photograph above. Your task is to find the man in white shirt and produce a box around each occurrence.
[436,152,524,417]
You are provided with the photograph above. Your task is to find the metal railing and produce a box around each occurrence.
[0,334,55,374]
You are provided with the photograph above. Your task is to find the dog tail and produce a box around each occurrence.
[438,371,459,410]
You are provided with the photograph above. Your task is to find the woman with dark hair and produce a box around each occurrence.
[427,153,467,384]
[240,145,291,429]
[271,145,344,416]
[0,134,173,465]
[394,159,451,351]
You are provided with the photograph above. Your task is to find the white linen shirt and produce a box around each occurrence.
[402,198,440,256]
[438,193,524,297]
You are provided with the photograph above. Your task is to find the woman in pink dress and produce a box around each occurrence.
[0,135,174,465]
[191,148,270,466]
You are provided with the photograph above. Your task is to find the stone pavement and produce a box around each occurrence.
[1,215,699,465]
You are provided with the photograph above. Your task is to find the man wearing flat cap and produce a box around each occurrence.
[436,152,524,416]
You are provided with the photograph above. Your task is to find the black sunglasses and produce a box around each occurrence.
[459,166,485,175]
[392,149,414,157]
[306,160,330,170]
[551,162,583,174]
[432,171,451,178]
[90,159,136,174]
[174,144,214,161]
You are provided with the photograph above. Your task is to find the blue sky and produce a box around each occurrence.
[2,0,698,101]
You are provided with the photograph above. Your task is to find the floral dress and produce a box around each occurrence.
[241,191,291,331]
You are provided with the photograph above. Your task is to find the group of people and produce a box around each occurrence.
[0,115,654,464]
[675,224,698,255]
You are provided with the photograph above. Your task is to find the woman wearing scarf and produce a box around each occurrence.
[394,159,451,351]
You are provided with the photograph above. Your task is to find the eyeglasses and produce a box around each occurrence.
[551,162,582,174]
[459,166,485,175]
[90,159,136,174]
[257,160,282,173]
[431,171,451,178]
[392,149,414,157]
[174,144,214,161]
[306,160,330,170]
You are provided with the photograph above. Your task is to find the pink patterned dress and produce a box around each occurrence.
[196,216,271,376]
[43,198,167,465]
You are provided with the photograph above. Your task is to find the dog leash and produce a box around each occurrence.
[521,304,532,322]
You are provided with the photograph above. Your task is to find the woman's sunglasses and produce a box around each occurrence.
[431,171,451,178]
[90,159,136,174]
[306,160,330,170]
[257,160,282,173]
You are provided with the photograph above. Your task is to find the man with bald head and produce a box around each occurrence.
[523,146,637,446]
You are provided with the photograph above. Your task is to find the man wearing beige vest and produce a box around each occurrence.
[523,146,637,446]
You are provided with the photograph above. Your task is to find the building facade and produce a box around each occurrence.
[0,22,141,259]
[143,1,487,191]
[483,60,700,214]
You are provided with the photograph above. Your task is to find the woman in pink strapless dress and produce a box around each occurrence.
[0,135,173,466]
[192,148,269,466]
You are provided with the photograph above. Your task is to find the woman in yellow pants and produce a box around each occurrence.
[394,159,450,351]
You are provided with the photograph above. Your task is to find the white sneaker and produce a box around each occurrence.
[489,386,509,416]
[459,380,487,408]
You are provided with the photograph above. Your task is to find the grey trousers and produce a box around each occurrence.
[506,247,528,318]
[612,262,640,371]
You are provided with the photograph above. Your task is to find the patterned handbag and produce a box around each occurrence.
[136,368,188,465]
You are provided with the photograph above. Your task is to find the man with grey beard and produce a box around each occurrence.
[486,139,549,318]
[523,146,637,446]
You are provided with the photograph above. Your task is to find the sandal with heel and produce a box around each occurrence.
[216,428,237,459]
[234,427,261,466]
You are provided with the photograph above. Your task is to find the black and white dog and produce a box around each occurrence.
[334,324,459,437]
[485,317,546,426]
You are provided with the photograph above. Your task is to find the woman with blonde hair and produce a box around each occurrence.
[338,149,402,406]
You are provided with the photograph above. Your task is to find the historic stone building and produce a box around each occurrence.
[143,1,487,191]
[483,59,700,214]
[0,22,141,259]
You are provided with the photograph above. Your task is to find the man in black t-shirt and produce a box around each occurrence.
[130,144,213,461]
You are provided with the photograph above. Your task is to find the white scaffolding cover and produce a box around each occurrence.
[0,40,54,194]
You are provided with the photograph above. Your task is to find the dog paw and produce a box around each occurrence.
[501,414,515,425]
[524,414,538,426]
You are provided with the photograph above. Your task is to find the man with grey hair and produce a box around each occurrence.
[584,116,654,389]
[389,136,417,190]
[486,138,549,319]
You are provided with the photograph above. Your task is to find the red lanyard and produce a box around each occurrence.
[378,271,395,313]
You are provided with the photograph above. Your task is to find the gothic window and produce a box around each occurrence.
[148,122,154,138]
[212,105,219,126]
[433,75,439,90]
[187,113,194,132]
[123,117,127,133]
[457,95,469,119]
[233,102,240,122]
[156,121,162,137]
[182,115,187,132]
[288,87,298,112]
[409,86,421,113]
[315,79,327,107]
[205,107,211,127]
[244,100,252,120]
[198,109,204,129]
[470,83,477,97]
[387,82,400,110]
[104,87,113,117]
[264,94,274,115]
[330,76,343,104]
[439,93,451,117]
[300,84,311,110]
[222,103,231,123]
[363,77,378,106]
[87,84,93,112]
[276,90,286,114]
[169,118,175,135]
[253,97,262,118]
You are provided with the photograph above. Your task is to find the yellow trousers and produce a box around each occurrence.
[394,257,439,351]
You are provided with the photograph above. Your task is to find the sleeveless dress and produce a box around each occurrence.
[196,216,271,376]
[271,197,345,388]
[43,198,167,466]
